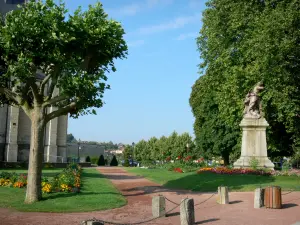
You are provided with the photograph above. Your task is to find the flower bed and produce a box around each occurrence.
[173,167,183,173]
[272,169,300,177]
[0,172,27,188]
[197,167,271,176]
[0,163,82,194]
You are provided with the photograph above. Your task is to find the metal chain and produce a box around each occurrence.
[194,192,217,207]
[164,196,181,206]
[82,198,187,225]
[282,191,293,195]
[82,192,218,225]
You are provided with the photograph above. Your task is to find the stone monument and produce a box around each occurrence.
[233,82,274,169]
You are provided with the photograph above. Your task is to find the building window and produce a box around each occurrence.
[5,0,25,4]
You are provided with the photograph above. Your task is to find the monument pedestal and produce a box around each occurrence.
[233,117,274,170]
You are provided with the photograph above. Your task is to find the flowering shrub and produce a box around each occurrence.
[46,163,82,193]
[0,163,82,194]
[272,169,300,177]
[173,168,183,173]
[197,167,271,176]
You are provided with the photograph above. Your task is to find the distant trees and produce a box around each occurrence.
[122,145,131,167]
[133,132,196,163]
[110,155,118,166]
[97,155,105,166]
[67,134,77,143]
[85,156,91,163]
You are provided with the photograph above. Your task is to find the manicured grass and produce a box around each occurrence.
[126,168,300,192]
[0,168,126,212]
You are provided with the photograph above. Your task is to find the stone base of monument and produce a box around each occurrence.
[233,117,274,170]
[233,156,274,169]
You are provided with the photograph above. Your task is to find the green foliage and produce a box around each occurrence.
[190,0,300,163]
[282,161,291,172]
[0,0,128,118]
[249,157,259,170]
[122,145,131,167]
[85,156,91,163]
[134,132,197,163]
[67,134,77,143]
[110,155,118,167]
[90,157,98,165]
[97,155,105,166]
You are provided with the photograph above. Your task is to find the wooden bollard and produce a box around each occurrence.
[264,186,282,209]
[254,188,265,208]
[152,195,166,218]
[180,198,195,225]
[217,186,229,204]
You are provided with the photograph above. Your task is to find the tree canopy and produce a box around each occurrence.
[0,0,127,119]
[190,0,300,164]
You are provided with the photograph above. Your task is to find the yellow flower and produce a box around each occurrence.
[42,183,52,193]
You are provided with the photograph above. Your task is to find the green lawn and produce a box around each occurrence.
[0,168,126,212]
[126,168,300,192]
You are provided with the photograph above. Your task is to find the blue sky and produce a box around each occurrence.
[62,0,206,144]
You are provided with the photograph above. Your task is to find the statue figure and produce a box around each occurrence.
[243,81,264,119]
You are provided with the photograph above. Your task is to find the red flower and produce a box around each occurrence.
[184,156,192,161]
[177,156,181,160]
[174,168,183,173]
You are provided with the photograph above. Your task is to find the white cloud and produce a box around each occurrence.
[176,32,198,41]
[135,14,201,35]
[107,0,173,17]
[128,40,145,47]
[189,0,204,9]
[146,0,173,8]
[107,3,141,16]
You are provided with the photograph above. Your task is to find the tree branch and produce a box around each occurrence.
[0,87,20,104]
[39,65,60,96]
[39,73,52,95]
[46,77,58,101]
[45,102,76,123]
[28,79,40,102]
[81,55,92,70]
[42,94,69,108]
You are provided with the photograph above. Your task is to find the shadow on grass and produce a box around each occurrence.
[121,173,276,196]
[163,173,275,192]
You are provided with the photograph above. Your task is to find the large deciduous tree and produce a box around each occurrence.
[190,0,300,164]
[0,0,127,203]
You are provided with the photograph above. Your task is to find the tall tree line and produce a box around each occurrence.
[190,0,300,165]
[133,132,197,162]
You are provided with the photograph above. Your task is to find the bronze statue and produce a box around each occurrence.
[243,81,264,119]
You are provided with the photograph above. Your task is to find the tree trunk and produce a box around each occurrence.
[24,108,45,204]
[222,153,230,166]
